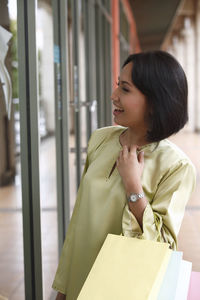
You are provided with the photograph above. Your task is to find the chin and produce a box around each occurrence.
[114,119,128,127]
[113,117,121,125]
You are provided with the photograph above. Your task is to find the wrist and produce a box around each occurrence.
[124,181,143,196]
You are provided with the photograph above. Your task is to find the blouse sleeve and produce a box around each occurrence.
[122,159,196,250]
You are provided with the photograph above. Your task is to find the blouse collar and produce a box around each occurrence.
[117,127,159,153]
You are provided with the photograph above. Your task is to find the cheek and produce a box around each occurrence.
[127,100,147,114]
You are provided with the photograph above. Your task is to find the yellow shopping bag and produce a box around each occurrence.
[77,234,172,300]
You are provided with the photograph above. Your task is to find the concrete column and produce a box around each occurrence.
[194,0,200,131]
[170,34,185,71]
[166,44,174,56]
[169,33,186,88]
[174,33,185,70]
[171,35,179,57]
[181,17,196,131]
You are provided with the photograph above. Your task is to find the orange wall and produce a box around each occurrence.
[111,0,120,91]
[111,0,141,90]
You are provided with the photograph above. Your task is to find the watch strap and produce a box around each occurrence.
[127,192,144,203]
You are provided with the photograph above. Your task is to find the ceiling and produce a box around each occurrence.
[129,0,184,51]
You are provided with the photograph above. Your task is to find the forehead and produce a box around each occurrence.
[120,62,133,81]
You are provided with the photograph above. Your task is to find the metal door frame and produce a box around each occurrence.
[17,0,43,299]
[52,0,71,253]
[95,0,113,127]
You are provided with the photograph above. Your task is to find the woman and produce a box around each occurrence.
[53,51,196,300]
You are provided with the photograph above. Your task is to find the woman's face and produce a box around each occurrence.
[111,62,149,132]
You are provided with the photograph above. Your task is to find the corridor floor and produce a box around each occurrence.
[0,129,199,300]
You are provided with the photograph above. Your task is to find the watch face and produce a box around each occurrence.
[130,194,137,202]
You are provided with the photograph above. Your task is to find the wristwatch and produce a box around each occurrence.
[127,192,144,203]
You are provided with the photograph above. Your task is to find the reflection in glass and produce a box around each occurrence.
[37,2,58,299]
[0,0,25,299]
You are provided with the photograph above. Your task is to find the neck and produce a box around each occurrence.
[121,127,148,147]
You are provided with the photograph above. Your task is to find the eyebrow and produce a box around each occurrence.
[118,76,132,87]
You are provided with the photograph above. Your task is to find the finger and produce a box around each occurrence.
[138,151,144,164]
[116,156,121,167]
[122,145,129,156]
[129,144,137,155]
[119,149,123,157]
[117,150,123,161]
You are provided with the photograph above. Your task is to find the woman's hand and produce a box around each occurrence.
[117,144,147,229]
[116,145,144,195]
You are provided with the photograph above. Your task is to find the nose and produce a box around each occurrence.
[110,87,119,102]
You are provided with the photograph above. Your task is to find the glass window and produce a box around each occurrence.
[0,0,25,298]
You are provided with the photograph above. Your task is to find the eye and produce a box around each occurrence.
[122,87,129,92]
[116,81,129,92]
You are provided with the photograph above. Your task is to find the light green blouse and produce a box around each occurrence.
[52,126,196,300]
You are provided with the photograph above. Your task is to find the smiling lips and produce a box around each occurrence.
[113,108,124,116]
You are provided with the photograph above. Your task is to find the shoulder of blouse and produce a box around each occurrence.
[157,139,194,164]
[153,139,196,183]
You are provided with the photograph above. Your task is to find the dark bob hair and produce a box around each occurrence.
[122,50,188,143]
